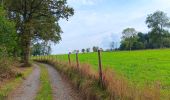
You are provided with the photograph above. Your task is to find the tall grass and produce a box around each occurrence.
[0,66,33,99]
[0,56,22,84]
[34,57,167,100]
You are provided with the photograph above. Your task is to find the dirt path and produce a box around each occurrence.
[43,63,83,100]
[7,64,40,100]
[7,63,82,100]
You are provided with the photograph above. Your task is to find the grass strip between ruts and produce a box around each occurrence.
[35,63,53,100]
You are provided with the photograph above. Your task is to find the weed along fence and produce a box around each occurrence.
[68,50,104,86]
[34,49,104,87]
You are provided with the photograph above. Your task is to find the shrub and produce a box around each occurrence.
[0,47,20,82]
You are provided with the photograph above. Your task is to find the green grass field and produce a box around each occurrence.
[54,49,170,94]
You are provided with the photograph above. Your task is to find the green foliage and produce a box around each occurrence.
[81,48,85,53]
[122,28,137,39]
[120,30,170,50]
[146,11,169,29]
[86,48,90,53]
[121,28,138,50]
[32,42,51,56]
[0,6,17,56]
[146,11,170,48]
[3,0,74,65]
[120,11,170,50]
[0,6,18,82]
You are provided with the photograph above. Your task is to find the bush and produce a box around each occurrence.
[0,47,19,82]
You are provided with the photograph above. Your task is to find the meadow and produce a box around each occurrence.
[54,49,170,94]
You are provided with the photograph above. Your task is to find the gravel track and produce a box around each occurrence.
[7,64,40,100]
[43,63,83,100]
[7,63,82,100]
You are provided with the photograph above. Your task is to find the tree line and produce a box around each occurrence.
[75,11,170,53]
[119,11,170,50]
[72,46,104,54]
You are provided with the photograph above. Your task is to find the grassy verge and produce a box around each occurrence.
[35,63,52,100]
[0,67,33,100]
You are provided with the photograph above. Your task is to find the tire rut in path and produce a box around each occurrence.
[7,64,40,100]
[43,63,83,100]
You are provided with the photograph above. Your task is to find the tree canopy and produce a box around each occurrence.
[31,42,51,56]
[121,28,138,50]
[3,0,74,66]
[146,11,170,48]
[0,6,17,56]
[146,11,169,30]
[119,11,170,51]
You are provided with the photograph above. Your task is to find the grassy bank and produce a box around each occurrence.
[0,66,33,99]
[48,49,170,97]
[35,63,52,100]
[34,57,165,100]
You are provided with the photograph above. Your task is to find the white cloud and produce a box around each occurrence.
[52,0,170,54]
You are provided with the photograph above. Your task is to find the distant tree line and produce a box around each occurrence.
[119,11,170,50]
[71,11,170,54]
[31,42,51,56]
[72,46,104,54]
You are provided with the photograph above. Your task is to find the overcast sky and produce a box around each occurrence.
[51,0,170,54]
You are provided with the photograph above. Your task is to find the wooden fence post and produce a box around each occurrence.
[76,51,79,68]
[98,49,103,87]
[68,52,71,65]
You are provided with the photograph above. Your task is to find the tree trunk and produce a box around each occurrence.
[21,34,31,67]
[23,42,31,66]
[13,47,18,59]
[129,40,131,51]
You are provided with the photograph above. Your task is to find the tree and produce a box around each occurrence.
[0,6,18,78]
[0,6,17,56]
[146,11,170,48]
[162,31,170,48]
[86,48,90,53]
[81,49,85,53]
[31,43,42,56]
[3,0,74,66]
[92,46,99,52]
[131,41,145,50]
[137,32,149,49]
[110,41,114,51]
[31,42,51,56]
[121,28,138,51]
